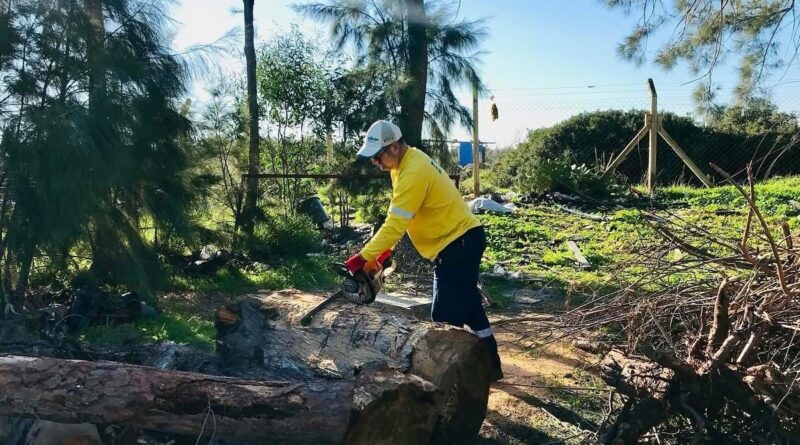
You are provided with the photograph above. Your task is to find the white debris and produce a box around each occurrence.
[469,197,514,214]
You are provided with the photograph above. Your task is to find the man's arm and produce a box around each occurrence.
[360,172,427,260]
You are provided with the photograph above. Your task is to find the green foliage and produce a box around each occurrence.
[0,0,200,298]
[256,28,330,212]
[607,0,800,102]
[518,157,627,198]
[297,0,488,162]
[660,176,800,221]
[257,27,331,131]
[354,191,392,226]
[194,76,249,229]
[170,255,337,294]
[490,108,800,194]
[709,97,799,135]
[79,309,216,350]
[243,213,322,260]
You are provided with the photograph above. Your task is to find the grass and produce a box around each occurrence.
[479,176,800,303]
[79,307,216,350]
[169,255,338,294]
[79,255,338,349]
[660,175,800,221]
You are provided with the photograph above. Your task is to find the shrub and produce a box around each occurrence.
[517,156,626,198]
[490,109,800,194]
[243,212,321,259]
[354,190,391,226]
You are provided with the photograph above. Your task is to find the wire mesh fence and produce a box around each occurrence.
[455,80,800,188]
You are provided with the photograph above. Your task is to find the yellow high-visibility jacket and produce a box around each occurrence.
[360,147,480,261]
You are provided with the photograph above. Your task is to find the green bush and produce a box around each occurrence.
[243,213,321,259]
[490,109,800,194]
[354,190,391,226]
[516,155,626,198]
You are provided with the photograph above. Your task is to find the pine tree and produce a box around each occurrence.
[0,0,196,310]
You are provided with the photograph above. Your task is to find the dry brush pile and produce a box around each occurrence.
[559,168,800,444]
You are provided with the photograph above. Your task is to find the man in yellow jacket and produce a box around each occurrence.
[344,120,503,381]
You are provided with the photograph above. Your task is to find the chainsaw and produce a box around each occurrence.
[340,250,393,304]
[299,252,393,325]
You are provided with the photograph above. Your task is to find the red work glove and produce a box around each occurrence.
[364,250,392,276]
[345,253,367,274]
[376,249,392,267]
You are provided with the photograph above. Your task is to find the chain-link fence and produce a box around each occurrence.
[453,80,800,189]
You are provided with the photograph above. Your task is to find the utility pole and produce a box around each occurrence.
[471,83,480,197]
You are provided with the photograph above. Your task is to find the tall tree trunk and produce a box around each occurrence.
[241,0,260,235]
[399,0,428,148]
[13,241,33,299]
[84,0,116,285]
[84,0,105,112]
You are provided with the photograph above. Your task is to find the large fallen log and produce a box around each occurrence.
[0,354,439,444]
[0,292,489,444]
[216,289,492,444]
[0,289,491,444]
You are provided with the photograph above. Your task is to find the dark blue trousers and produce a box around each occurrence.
[432,226,502,371]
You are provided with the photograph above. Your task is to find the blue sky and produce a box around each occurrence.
[171,1,800,147]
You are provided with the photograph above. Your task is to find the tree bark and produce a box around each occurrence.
[0,289,492,444]
[241,0,260,235]
[0,354,442,444]
[399,0,428,148]
[84,0,105,112]
[216,290,492,443]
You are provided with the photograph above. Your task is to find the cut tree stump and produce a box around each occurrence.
[216,289,492,444]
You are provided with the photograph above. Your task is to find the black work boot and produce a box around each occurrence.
[481,335,504,381]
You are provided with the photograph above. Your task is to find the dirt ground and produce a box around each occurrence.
[479,307,609,445]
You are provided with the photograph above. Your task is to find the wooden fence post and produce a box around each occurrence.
[647,78,658,196]
[472,84,480,197]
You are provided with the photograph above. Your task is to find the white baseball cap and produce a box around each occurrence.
[358,120,402,158]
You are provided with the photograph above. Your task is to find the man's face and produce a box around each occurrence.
[371,142,401,171]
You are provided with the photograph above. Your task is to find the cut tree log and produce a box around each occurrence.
[216,290,492,444]
[0,354,439,444]
[0,289,491,444]
[0,354,350,442]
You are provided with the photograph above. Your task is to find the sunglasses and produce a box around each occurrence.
[371,144,391,161]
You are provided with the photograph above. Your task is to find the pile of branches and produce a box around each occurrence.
[562,167,800,444]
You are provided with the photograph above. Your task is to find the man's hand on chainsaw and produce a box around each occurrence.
[341,250,392,305]
[345,253,367,274]
[346,250,391,276]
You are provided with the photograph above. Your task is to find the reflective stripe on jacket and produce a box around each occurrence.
[360,147,480,261]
